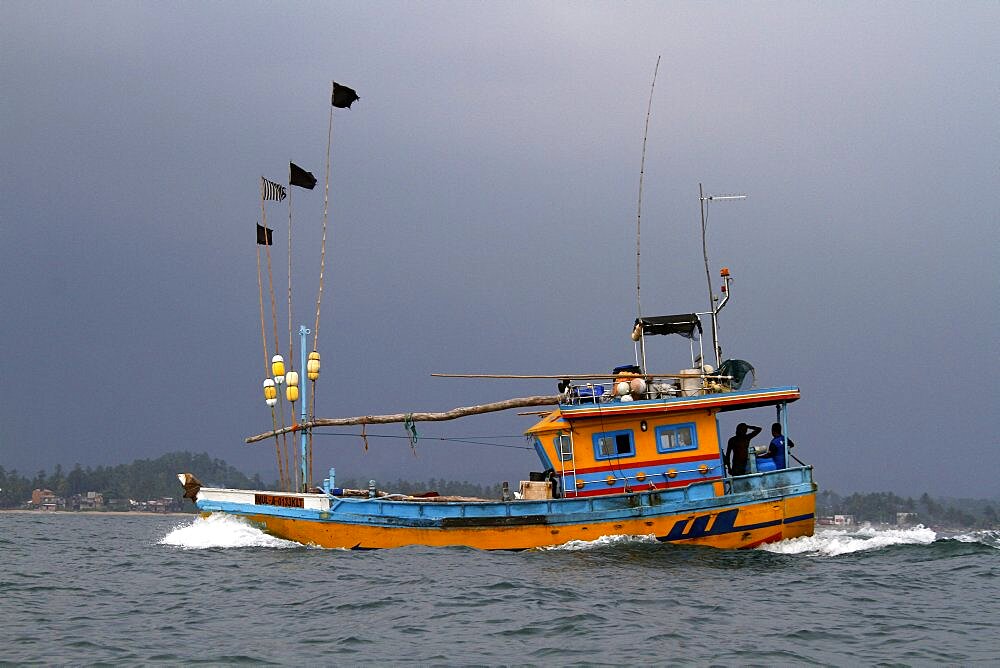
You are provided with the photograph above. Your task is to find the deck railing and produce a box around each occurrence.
[563,373,736,405]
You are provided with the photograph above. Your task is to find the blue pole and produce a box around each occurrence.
[299,325,310,491]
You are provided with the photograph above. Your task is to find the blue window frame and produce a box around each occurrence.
[593,430,635,460]
[655,423,698,453]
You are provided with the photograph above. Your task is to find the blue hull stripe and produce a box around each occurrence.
[660,510,816,542]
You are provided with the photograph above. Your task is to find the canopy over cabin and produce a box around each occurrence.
[634,313,702,338]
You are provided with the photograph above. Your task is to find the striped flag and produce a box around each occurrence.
[261,177,286,202]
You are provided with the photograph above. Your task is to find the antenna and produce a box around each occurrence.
[635,55,661,372]
[698,184,747,367]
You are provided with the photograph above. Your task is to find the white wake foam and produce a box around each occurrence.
[541,533,659,551]
[159,513,301,549]
[952,529,1000,549]
[759,524,937,556]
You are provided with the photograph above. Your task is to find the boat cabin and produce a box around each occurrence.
[523,312,799,500]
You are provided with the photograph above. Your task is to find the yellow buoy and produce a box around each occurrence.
[306,351,321,381]
[285,384,299,402]
[262,379,277,407]
[271,355,285,383]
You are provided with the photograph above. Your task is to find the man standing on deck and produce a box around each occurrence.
[764,422,795,469]
[725,423,761,476]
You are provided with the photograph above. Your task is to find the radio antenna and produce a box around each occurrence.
[699,185,747,367]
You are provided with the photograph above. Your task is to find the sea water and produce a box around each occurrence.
[2,512,997,665]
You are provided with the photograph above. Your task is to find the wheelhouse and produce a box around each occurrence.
[524,308,800,500]
[526,386,799,498]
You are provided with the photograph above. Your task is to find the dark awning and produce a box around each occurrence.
[634,314,702,338]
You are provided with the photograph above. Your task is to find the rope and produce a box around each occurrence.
[303,88,335,489]
[262,187,294,491]
[262,212,280,368]
[257,244,284,490]
[255,244,270,377]
[308,381,315,484]
[404,414,419,456]
[287,164,294,364]
[278,394,292,491]
[314,90,334,351]
[269,407,285,491]
[361,420,369,452]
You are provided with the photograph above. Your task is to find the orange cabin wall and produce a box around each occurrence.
[532,409,722,474]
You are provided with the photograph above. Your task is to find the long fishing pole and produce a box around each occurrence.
[635,55,661,371]
[311,430,534,450]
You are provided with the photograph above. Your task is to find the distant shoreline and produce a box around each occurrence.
[0,509,194,517]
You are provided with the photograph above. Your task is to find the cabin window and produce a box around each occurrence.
[593,430,635,460]
[555,435,573,461]
[655,423,698,453]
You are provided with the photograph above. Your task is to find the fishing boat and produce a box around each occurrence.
[178,80,816,550]
[179,278,815,550]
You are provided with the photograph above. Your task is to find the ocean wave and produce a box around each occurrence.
[158,513,301,549]
[539,533,659,551]
[758,525,937,556]
[950,529,1000,549]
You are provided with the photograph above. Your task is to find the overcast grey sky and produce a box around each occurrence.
[2,2,997,497]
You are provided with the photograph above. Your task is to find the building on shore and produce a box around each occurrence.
[69,491,105,511]
[131,497,183,513]
[30,489,65,511]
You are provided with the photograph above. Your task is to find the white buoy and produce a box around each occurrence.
[262,378,277,407]
[271,355,285,384]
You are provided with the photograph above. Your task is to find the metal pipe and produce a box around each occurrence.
[698,183,720,367]
[779,402,789,470]
[299,325,310,490]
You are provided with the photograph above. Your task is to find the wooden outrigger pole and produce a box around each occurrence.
[245,394,562,444]
[431,372,713,380]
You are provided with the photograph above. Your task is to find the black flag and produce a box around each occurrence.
[256,224,273,246]
[289,162,317,190]
[332,82,360,109]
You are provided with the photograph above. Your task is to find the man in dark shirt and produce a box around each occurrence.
[725,422,762,476]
